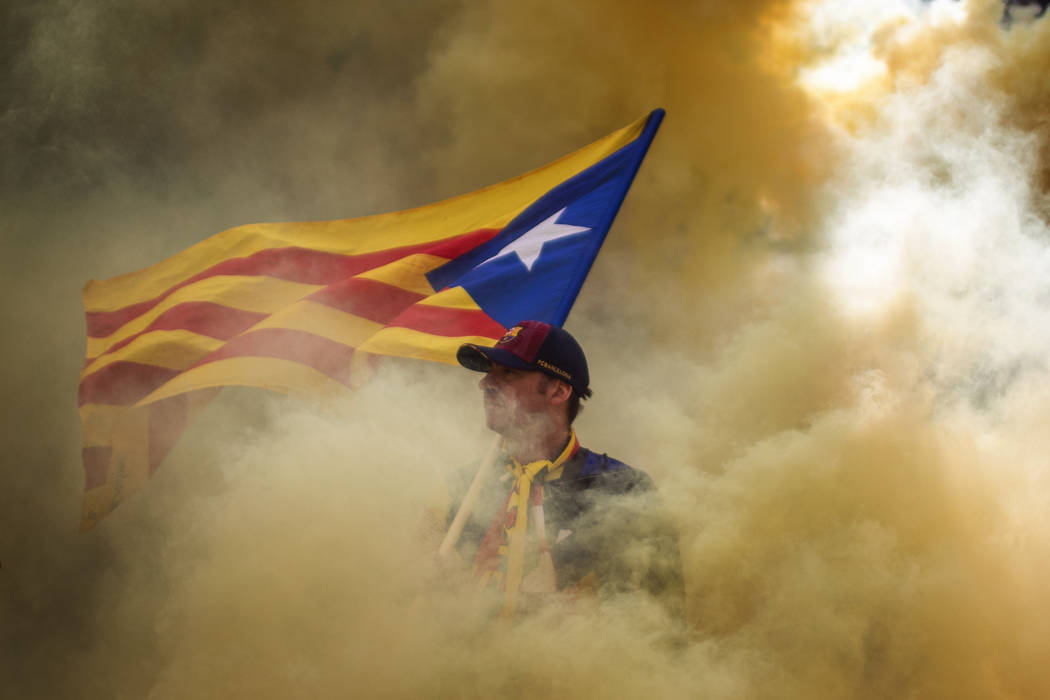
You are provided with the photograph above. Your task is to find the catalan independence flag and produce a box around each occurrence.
[78,109,664,529]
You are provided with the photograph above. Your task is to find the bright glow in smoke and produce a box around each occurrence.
[795,0,911,94]
[800,48,887,94]
[796,1,971,95]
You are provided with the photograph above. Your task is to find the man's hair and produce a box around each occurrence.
[537,375,587,424]
[567,391,584,423]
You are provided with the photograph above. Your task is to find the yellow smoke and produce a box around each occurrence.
[10,0,1050,697]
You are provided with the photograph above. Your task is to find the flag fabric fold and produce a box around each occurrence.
[78,108,665,529]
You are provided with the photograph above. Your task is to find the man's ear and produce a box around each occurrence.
[548,379,572,406]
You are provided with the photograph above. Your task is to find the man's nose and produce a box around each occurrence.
[480,371,498,392]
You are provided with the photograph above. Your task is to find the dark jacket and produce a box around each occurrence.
[448,447,684,610]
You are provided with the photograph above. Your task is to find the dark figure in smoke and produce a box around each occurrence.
[446,320,683,619]
[1003,0,1049,20]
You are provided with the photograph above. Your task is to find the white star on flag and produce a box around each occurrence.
[479,207,590,272]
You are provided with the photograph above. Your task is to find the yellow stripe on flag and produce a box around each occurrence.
[137,356,350,405]
[81,329,224,379]
[79,404,124,447]
[359,326,496,364]
[247,300,385,348]
[80,405,154,530]
[415,285,483,310]
[354,253,445,295]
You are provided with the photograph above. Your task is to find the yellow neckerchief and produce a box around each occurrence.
[498,430,579,618]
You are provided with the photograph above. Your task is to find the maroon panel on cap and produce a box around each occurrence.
[497,321,550,363]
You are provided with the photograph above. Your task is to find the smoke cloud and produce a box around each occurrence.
[3,0,1050,697]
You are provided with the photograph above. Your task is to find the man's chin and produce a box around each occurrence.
[484,410,549,438]
[483,409,508,434]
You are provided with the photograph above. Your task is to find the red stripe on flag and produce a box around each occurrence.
[192,328,356,384]
[78,362,182,407]
[308,277,425,325]
[82,446,112,489]
[85,228,500,338]
[425,228,501,260]
[389,304,506,338]
[87,302,268,363]
[148,395,188,473]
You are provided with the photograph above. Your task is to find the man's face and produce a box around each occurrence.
[479,363,559,435]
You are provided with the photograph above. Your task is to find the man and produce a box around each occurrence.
[447,320,683,618]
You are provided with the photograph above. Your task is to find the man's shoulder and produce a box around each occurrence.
[558,447,655,494]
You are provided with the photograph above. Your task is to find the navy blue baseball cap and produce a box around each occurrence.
[457,320,592,398]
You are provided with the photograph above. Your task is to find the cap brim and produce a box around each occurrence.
[456,343,535,373]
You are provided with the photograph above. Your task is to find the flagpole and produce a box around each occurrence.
[438,434,503,556]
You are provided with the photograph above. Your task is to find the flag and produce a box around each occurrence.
[78,108,665,529]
